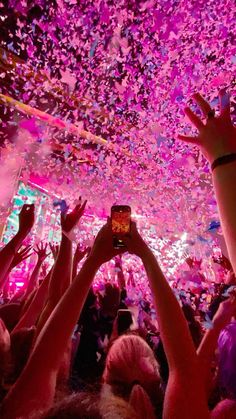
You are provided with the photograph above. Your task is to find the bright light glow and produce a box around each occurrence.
[181,232,187,242]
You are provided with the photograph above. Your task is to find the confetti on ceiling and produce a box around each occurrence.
[0,0,235,245]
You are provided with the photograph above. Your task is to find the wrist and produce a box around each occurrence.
[17,225,32,237]
[9,231,27,252]
[16,229,28,240]
[212,317,229,331]
[83,254,102,271]
[62,232,72,243]
[211,153,236,172]
[204,132,236,165]
[139,245,155,262]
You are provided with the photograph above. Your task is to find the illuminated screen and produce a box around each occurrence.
[111,208,131,234]
[3,181,61,245]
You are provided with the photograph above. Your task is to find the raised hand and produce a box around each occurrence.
[185,255,202,270]
[114,255,122,266]
[212,292,236,329]
[122,221,149,258]
[18,204,35,235]
[61,197,87,234]
[10,245,32,269]
[89,219,125,265]
[74,243,90,263]
[49,243,60,261]
[127,268,135,287]
[178,90,236,164]
[34,242,50,263]
[212,254,232,271]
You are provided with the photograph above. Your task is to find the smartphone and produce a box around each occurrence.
[111,205,131,248]
[117,309,133,335]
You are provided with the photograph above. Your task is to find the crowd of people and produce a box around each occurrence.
[0,90,236,418]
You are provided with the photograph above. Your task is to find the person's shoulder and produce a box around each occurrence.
[211,399,236,418]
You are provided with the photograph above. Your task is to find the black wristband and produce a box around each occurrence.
[211,153,236,172]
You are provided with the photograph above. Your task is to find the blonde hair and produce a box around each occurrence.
[103,334,161,418]
[103,334,160,388]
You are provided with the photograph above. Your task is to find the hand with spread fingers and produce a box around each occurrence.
[34,242,50,263]
[178,90,236,164]
[49,243,60,261]
[61,197,87,234]
[74,244,90,263]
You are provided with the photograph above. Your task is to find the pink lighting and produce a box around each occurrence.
[15,282,25,287]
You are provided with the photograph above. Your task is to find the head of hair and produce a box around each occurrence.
[129,384,156,419]
[37,392,102,419]
[103,334,162,415]
[218,321,236,399]
[37,390,138,419]
[99,284,121,317]
[117,311,133,336]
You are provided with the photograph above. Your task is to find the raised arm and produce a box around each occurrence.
[197,295,236,393]
[12,268,52,333]
[72,243,90,280]
[36,200,86,335]
[1,246,32,301]
[1,221,122,419]
[115,255,126,289]
[24,243,49,300]
[0,204,34,289]
[178,90,236,273]
[123,223,209,419]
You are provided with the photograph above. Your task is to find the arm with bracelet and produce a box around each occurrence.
[178,89,236,274]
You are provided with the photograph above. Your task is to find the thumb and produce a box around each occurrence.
[122,221,136,246]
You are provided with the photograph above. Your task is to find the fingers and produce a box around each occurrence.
[21,252,33,261]
[19,245,32,255]
[184,107,205,130]
[43,243,48,251]
[177,134,200,145]
[130,220,137,231]
[34,244,40,252]
[79,199,87,213]
[192,93,212,117]
[21,203,34,211]
[75,199,87,213]
[219,89,231,117]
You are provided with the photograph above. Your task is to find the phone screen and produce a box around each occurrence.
[111,205,131,248]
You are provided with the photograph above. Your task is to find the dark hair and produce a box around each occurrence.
[117,311,133,335]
